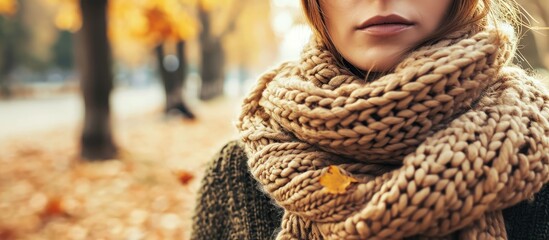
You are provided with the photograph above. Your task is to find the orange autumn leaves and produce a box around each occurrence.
[108,0,198,64]
[44,0,218,43]
[45,0,81,32]
[35,0,271,67]
[137,1,198,45]
[0,0,17,16]
[42,0,201,64]
[319,166,357,194]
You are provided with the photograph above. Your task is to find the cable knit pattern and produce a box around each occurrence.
[237,26,549,240]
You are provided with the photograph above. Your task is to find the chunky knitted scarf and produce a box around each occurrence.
[237,27,549,239]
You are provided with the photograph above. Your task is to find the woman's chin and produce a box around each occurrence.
[347,50,404,74]
[355,60,398,74]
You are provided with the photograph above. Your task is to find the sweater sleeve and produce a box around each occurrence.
[191,142,232,240]
[503,184,549,240]
[191,141,283,240]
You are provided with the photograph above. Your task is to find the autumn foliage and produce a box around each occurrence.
[0,0,17,16]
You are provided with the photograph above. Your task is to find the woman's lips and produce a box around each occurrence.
[357,14,414,36]
[359,23,413,36]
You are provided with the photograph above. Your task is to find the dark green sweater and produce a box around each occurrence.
[191,141,549,240]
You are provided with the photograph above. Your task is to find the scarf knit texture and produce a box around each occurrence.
[237,26,549,239]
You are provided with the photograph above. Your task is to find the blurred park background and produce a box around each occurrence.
[0,0,547,239]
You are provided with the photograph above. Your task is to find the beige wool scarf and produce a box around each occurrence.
[237,27,549,239]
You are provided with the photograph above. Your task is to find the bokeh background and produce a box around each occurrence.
[0,0,547,239]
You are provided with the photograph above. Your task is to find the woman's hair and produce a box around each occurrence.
[301,0,522,72]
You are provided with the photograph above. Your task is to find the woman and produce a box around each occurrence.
[192,0,549,239]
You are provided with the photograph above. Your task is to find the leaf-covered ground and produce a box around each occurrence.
[0,98,240,240]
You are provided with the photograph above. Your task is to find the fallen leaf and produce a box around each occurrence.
[174,170,194,186]
[40,197,68,219]
[319,166,357,194]
[0,227,16,240]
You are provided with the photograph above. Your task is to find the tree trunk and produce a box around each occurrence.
[0,15,17,98]
[155,41,195,119]
[0,33,14,98]
[199,39,225,100]
[77,0,117,160]
[198,7,225,101]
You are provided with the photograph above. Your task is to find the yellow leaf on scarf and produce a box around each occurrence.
[319,166,357,194]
